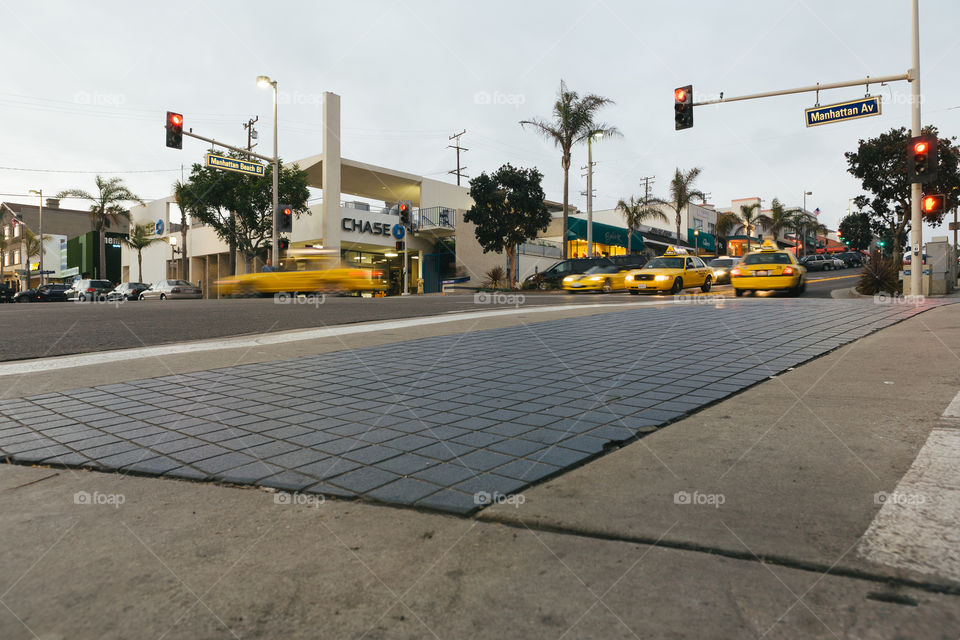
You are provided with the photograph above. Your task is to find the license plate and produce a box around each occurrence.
[636,284,646,289]
[570,283,582,288]
[755,270,769,276]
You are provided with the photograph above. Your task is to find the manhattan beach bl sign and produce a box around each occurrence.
[805,96,881,127]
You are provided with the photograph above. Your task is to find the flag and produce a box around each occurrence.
[814,207,820,216]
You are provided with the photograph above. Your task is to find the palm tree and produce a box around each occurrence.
[121,223,166,283]
[616,196,668,254]
[659,168,706,248]
[172,181,191,281]
[22,229,49,262]
[715,211,739,256]
[766,198,792,241]
[57,176,144,280]
[521,81,619,259]
[734,202,772,253]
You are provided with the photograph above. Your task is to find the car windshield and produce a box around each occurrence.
[743,252,792,265]
[92,280,112,287]
[644,257,685,269]
[173,280,193,286]
[584,265,618,274]
[709,259,736,268]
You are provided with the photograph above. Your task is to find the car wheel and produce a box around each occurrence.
[670,278,683,295]
[734,288,744,297]
[538,282,548,291]
[78,294,85,302]
[601,279,612,293]
[701,276,712,293]
[160,293,167,301]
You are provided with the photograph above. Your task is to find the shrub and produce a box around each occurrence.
[482,266,508,290]
[856,250,899,295]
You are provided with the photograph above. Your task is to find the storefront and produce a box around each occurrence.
[686,229,717,257]
[566,217,644,258]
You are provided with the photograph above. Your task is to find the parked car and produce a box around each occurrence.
[140,280,202,300]
[35,283,71,302]
[106,282,150,301]
[523,255,648,290]
[799,255,833,271]
[0,283,14,303]
[826,255,846,269]
[707,257,740,284]
[13,288,36,303]
[838,251,863,268]
[67,279,115,301]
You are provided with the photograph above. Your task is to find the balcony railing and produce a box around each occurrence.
[519,240,562,258]
[417,206,455,230]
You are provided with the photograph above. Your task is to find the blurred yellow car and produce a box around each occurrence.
[624,246,713,295]
[730,241,806,297]
[216,248,387,296]
[561,264,633,293]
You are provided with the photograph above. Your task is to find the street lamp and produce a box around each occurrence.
[586,131,603,258]
[257,75,280,266]
[28,189,44,285]
[693,229,699,256]
[801,190,813,256]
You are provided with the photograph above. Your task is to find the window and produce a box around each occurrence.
[685,258,696,269]
[13,224,20,238]
[693,218,704,230]
[3,253,9,267]
[708,222,716,234]
[3,226,8,239]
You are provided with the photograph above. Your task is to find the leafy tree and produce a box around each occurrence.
[845,126,960,263]
[172,181,192,280]
[733,202,771,253]
[464,164,551,287]
[121,222,166,283]
[838,212,873,251]
[180,151,310,273]
[57,176,144,279]
[766,198,792,238]
[521,81,619,259]
[657,168,706,247]
[615,195,667,254]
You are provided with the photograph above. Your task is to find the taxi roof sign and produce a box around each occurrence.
[663,245,690,255]
[757,240,779,251]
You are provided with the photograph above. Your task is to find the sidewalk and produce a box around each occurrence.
[1,302,959,638]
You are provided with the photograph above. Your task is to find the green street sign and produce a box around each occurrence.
[205,152,265,176]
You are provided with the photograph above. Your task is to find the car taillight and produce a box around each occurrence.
[85,288,96,292]
[171,287,181,293]
[372,271,383,278]
[783,266,795,275]
[730,268,741,276]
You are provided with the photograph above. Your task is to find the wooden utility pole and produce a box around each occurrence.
[448,130,468,185]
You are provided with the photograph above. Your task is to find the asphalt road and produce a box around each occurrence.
[1,271,858,362]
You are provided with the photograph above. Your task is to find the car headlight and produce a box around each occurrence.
[562,276,573,282]
[588,276,603,281]
[714,270,725,277]
[654,275,669,281]
[625,275,633,282]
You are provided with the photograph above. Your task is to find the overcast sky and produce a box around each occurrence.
[4,0,960,234]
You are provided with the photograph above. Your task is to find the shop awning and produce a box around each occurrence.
[686,229,716,252]
[567,217,644,251]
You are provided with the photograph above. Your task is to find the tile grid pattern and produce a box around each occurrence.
[0,300,939,513]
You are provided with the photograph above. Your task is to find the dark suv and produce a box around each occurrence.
[838,251,863,268]
[36,283,71,302]
[67,279,115,302]
[524,255,648,290]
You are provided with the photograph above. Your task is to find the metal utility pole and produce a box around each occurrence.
[908,0,923,295]
[448,130,468,185]
[244,116,259,151]
[584,134,601,257]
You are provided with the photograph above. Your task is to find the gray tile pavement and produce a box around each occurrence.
[0,299,942,514]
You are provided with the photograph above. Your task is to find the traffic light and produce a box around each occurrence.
[395,240,403,251]
[674,85,693,130]
[278,238,289,251]
[398,201,413,229]
[921,193,945,217]
[877,239,886,247]
[278,204,293,233]
[907,134,938,184]
[165,111,183,149]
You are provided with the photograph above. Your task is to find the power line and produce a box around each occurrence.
[0,166,180,174]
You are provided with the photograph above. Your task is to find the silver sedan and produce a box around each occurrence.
[139,280,202,300]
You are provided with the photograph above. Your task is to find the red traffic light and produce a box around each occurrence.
[169,113,182,126]
[674,88,687,102]
[399,204,408,212]
[922,193,944,216]
[165,111,183,149]
[914,141,928,154]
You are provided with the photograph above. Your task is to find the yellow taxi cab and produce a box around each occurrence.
[561,264,634,293]
[624,246,714,295]
[216,248,387,296]
[730,241,806,297]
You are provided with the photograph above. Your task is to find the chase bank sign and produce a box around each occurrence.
[342,217,403,239]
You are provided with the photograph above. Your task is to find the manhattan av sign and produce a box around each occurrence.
[805,96,881,127]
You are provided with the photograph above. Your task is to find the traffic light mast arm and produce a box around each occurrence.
[182,129,275,163]
[691,72,910,107]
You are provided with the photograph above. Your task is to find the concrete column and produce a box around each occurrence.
[322,92,342,256]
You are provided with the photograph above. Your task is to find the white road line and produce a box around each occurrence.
[0,298,747,376]
[857,392,960,583]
